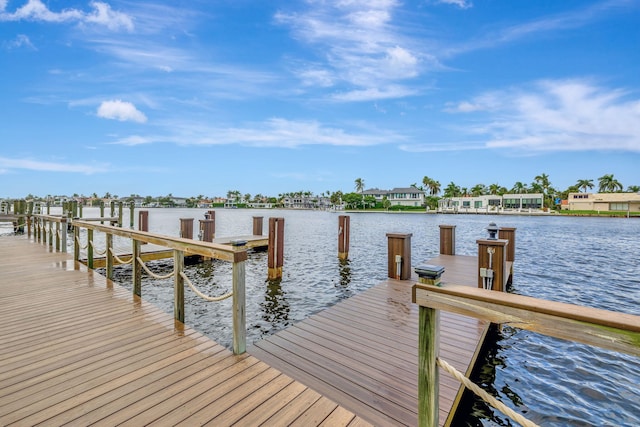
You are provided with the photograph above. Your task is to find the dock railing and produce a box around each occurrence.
[72,220,248,354]
[412,282,640,427]
[30,214,68,252]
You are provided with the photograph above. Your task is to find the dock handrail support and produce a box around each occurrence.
[72,220,248,354]
[30,214,68,253]
[412,283,640,427]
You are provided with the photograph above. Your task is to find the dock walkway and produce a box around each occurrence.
[249,254,489,426]
[0,236,370,426]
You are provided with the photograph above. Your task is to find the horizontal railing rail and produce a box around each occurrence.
[72,220,248,354]
[412,282,640,427]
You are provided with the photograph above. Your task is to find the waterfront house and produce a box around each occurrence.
[565,192,640,212]
[438,193,544,213]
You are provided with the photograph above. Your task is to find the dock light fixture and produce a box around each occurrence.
[486,222,499,240]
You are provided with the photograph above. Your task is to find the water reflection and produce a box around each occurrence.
[261,278,290,327]
[336,258,353,299]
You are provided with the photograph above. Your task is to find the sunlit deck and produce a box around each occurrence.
[0,236,369,426]
[249,254,490,426]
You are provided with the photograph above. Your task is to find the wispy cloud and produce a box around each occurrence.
[436,0,473,9]
[2,34,36,50]
[110,117,405,149]
[0,0,133,31]
[0,156,110,173]
[97,100,147,123]
[448,79,640,152]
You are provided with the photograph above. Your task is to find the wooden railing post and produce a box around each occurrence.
[338,215,350,260]
[55,221,61,252]
[60,217,67,253]
[418,305,439,427]
[74,225,80,262]
[132,240,141,297]
[386,233,412,280]
[174,250,185,322]
[118,202,123,227]
[87,229,94,269]
[232,241,247,355]
[268,217,285,280]
[129,201,135,228]
[106,233,114,280]
[439,225,456,255]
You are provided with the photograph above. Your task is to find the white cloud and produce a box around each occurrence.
[449,79,640,152]
[0,1,133,31]
[275,0,426,100]
[437,0,472,9]
[331,85,416,102]
[0,156,109,173]
[97,100,147,123]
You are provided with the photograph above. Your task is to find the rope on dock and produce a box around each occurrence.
[109,248,133,265]
[94,246,107,256]
[137,256,174,280]
[179,271,233,302]
[436,357,540,427]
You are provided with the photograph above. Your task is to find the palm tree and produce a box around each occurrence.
[422,176,441,196]
[576,179,594,193]
[443,182,461,198]
[534,173,551,208]
[488,183,501,195]
[598,174,623,193]
[627,185,640,193]
[354,178,365,194]
[510,182,527,194]
[471,184,486,197]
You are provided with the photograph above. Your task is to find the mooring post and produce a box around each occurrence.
[99,201,105,224]
[138,210,149,232]
[199,219,215,242]
[106,233,113,280]
[118,202,123,227]
[498,227,516,285]
[338,215,350,260]
[60,217,67,253]
[253,216,263,236]
[132,240,141,297]
[87,228,94,269]
[268,217,285,280]
[180,218,194,239]
[439,224,456,255]
[386,233,412,280]
[477,223,508,291]
[129,201,135,228]
[231,240,247,355]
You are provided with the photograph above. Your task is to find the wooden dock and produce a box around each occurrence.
[249,254,490,426]
[0,236,370,426]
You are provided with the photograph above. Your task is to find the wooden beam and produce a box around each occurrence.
[413,283,640,357]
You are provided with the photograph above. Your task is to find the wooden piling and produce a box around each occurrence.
[268,217,285,280]
[180,218,194,239]
[476,238,508,291]
[338,215,350,260]
[498,227,516,285]
[138,210,149,232]
[386,233,412,280]
[199,219,215,242]
[439,224,456,255]
[253,216,263,236]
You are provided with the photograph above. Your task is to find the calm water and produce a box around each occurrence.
[5,208,639,425]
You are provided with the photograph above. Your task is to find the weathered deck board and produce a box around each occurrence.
[0,235,370,426]
[249,254,490,427]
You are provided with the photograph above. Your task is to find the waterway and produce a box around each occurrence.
[4,208,639,425]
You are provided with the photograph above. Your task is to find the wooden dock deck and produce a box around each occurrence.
[0,235,370,426]
[249,254,490,427]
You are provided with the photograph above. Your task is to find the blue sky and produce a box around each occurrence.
[1,0,639,199]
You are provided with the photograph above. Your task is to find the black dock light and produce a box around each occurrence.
[486,222,499,240]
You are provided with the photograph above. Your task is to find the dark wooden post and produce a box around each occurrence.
[174,250,185,322]
[180,218,194,239]
[477,239,508,291]
[338,215,350,260]
[205,210,216,220]
[268,217,285,280]
[439,225,456,255]
[387,233,412,280]
[199,219,215,242]
[418,304,439,427]
[498,227,516,285]
[129,201,135,228]
[99,201,105,224]
[253,216,263,235]
[133,240,141,297]
[138,210,149,232]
